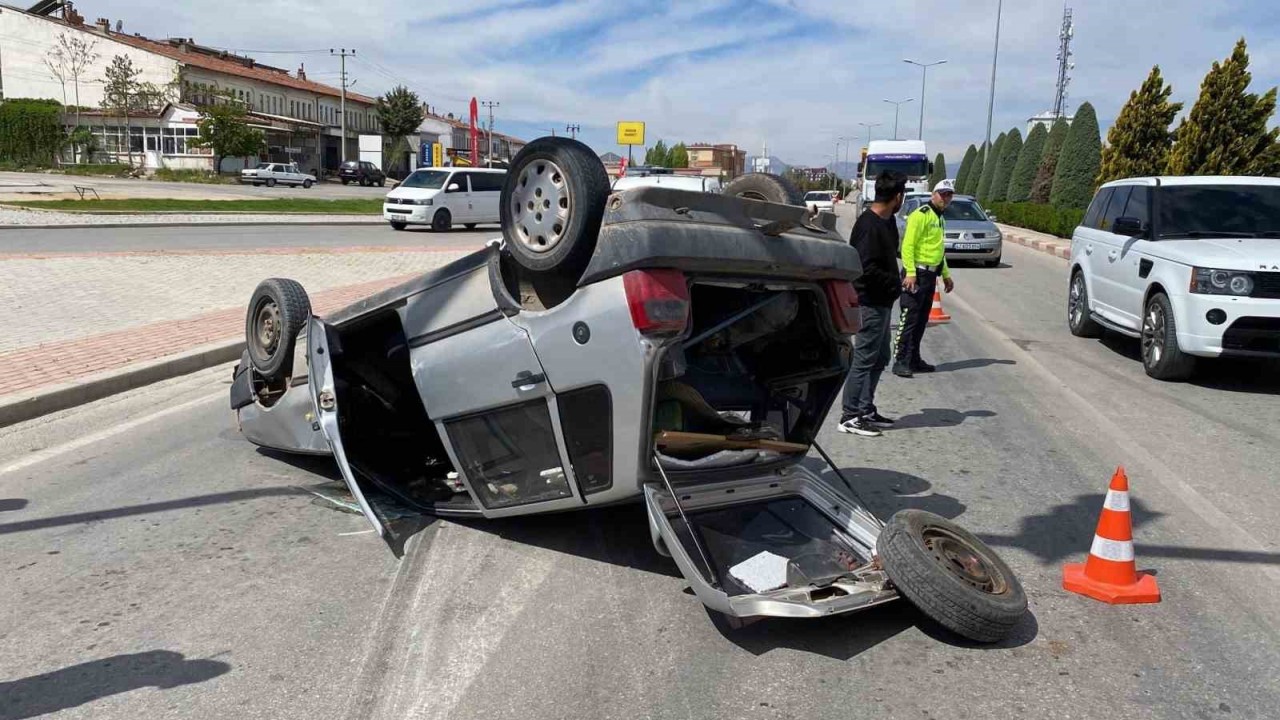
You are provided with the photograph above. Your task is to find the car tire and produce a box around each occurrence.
[303,179,313,189]
[265,178,277,188]
[1067,270,1104,338]
[342,179,350,186]
[390,221,407,231]
[1141,292,1196,381]
[501,136,610,276]
[245,278,311,384]
[878,509,1027,643]
[721,172,804,205]
[431,209,452,232]
[379,179,386,188]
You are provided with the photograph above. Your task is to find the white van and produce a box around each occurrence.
[383,167,507,231]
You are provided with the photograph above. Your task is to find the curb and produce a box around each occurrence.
[998,225,1071,261]
[0,338,242,428]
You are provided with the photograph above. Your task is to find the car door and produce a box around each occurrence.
[441,171,473,222]
[1109,186,1154,326]
[469,171,504,223]
[1092,186,1136,327]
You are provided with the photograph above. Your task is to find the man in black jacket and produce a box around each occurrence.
[838,171,906,437]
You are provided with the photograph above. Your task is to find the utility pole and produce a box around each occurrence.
[832,139,841,191]
[481,100,500,163]
[985,0,1003,164]
[565,124,580,139]
[858,122,881,147]
[883,98,914,141]
[904,59,947,140]
[330,48,355,162]
[838,135,853,195]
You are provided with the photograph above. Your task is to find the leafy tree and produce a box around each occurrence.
[989,128,1022,203]
[192,92,265,173]
[954,145,978,193]
[1031,118,1069,204]
[101,54,142,166]
[1051,101,1102,209]
[1098,66,1182,185]
[644,140,669,167]
[963,142,987,195]
[928,152,947,188]
[376,85,422,176]
[975,132,1006,201]
[1166,39,1280,176]
[669,142,689,168]
[1008,124,1047,202]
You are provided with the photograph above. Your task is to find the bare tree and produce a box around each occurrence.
[44,33,100,162]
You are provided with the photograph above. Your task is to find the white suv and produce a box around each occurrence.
[1067,176,1280,380]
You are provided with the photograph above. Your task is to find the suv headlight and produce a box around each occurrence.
[1191,267,1255,296]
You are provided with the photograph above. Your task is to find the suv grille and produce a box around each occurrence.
[1254,272,1280,299]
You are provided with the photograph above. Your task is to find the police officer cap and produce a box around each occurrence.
[933,179,956,194]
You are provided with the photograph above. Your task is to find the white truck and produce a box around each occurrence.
[857,140,932,212]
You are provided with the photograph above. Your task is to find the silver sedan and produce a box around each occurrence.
[896,194,1003,267]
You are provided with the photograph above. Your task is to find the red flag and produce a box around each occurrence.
[469,98,480,166]
[619,156,628,178]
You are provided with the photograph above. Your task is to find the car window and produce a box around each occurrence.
[1122,187,1151,227]
[556,385,612,495]
[942,200,988,222]
[446,173,470,192]
[445,401,573,509]
[804,192,833,201]
[341,161,357,170]
[1100,186,1133,233]
[400,170,449,189]
[470,172,506,192]
[256,162,272,170]
[1083,189,1112,229]
[1157,184,1280,237]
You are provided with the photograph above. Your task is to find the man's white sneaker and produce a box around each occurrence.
[837,417,882,437]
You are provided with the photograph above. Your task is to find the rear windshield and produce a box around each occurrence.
[1158,185,1280,238]
[399,170,450,189]
[804,192,834,201]
[341,161,358,169]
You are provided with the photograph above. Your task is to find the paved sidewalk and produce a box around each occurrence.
[996,223,1071,260]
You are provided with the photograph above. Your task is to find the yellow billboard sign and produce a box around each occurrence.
[617,121,646,146]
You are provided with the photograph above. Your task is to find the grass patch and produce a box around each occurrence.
[57,163,133,177]
[3,198,383,214]
[151,168,236,184]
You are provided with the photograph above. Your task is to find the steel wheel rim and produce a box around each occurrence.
[1142,303,1165,366]
[921,526,1007,595]
[1069,275,1085,326]
[254,299,282,355]
[511,159,570,253]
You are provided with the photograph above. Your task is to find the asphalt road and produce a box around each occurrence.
[0,224,497,254]
[2,241,1278,719]
[0,171,395,201]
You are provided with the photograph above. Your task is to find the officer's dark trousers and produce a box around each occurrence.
[896,268,938,367]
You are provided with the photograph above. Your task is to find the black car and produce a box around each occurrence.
[338,160,386,187]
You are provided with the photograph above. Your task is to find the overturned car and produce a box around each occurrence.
[231,137,1026,642]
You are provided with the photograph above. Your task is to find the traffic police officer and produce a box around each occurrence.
[894,178,956,377]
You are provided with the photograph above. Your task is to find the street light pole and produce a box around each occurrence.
[985,0,1003,162]
[838,135,853,195]
[832,139,841,191]
[858,122,881,147]
[903,59,947,140]
[883,98,914,141]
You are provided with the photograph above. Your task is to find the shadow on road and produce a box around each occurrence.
[1098,336,1280,395]
[934,358,1016,373]
[892,408,997,430]
[255,447,343,481]
[803,460,968,521]
[0,498,28,512]
[0,650,230,720]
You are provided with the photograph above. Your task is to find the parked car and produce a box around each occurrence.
[897,194,1003,267]
[338,160,386,187]
[240,162,315,188]
[381,167,506,231]
[804,190,837,214]
[230,137,1025,641]
[1067,176,1280,380]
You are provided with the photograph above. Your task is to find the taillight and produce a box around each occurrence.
[824,280,861,335]
[623,269,689,336]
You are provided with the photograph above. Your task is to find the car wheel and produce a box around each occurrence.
[1141,292,1196,381]
[431,208,452,232]
[390,221,407,231]
[878,509,1027,643]
[379,179,386,188]
[342,179,350,185]
[245,278,311,384]
[502,136,610,276]
[721,172,804,206]
[303,179,313,189]
[265,178,277,188]
[1067,270,1104,338]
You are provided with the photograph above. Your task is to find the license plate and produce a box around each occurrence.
[954,243,981,250]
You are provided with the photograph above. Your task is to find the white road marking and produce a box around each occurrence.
[0,391,223,477]
[339,529,375,536]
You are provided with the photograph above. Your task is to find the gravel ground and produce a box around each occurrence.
[0,206,382,227]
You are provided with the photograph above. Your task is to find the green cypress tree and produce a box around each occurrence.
[964,142,987,195]
[1098,66,1182,185]
[928,152,947,188]
[1166,39,1280,176]
[954,144,978,193]
[1031,118,1069,204]
[988,127,1022,203]
[1050,101,1102,209]
[1008,123,1048,202]
[975,132,1005,201]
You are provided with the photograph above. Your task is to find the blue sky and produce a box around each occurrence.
[94,0,1280,169]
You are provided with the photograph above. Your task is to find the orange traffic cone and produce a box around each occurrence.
[1062,467,1161,604]
[927,290,951,325]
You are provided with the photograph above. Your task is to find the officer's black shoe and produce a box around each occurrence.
[912,360,937,373]
[892,362,914,378]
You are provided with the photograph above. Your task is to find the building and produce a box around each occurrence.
[687,143,745,180]
[409,106,526,171]
[0,2,380,173]
[1027,111,1073,135]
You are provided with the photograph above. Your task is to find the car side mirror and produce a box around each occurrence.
[447,183,460,192]
[987,214,998,222]
[1112,216,1145,237]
